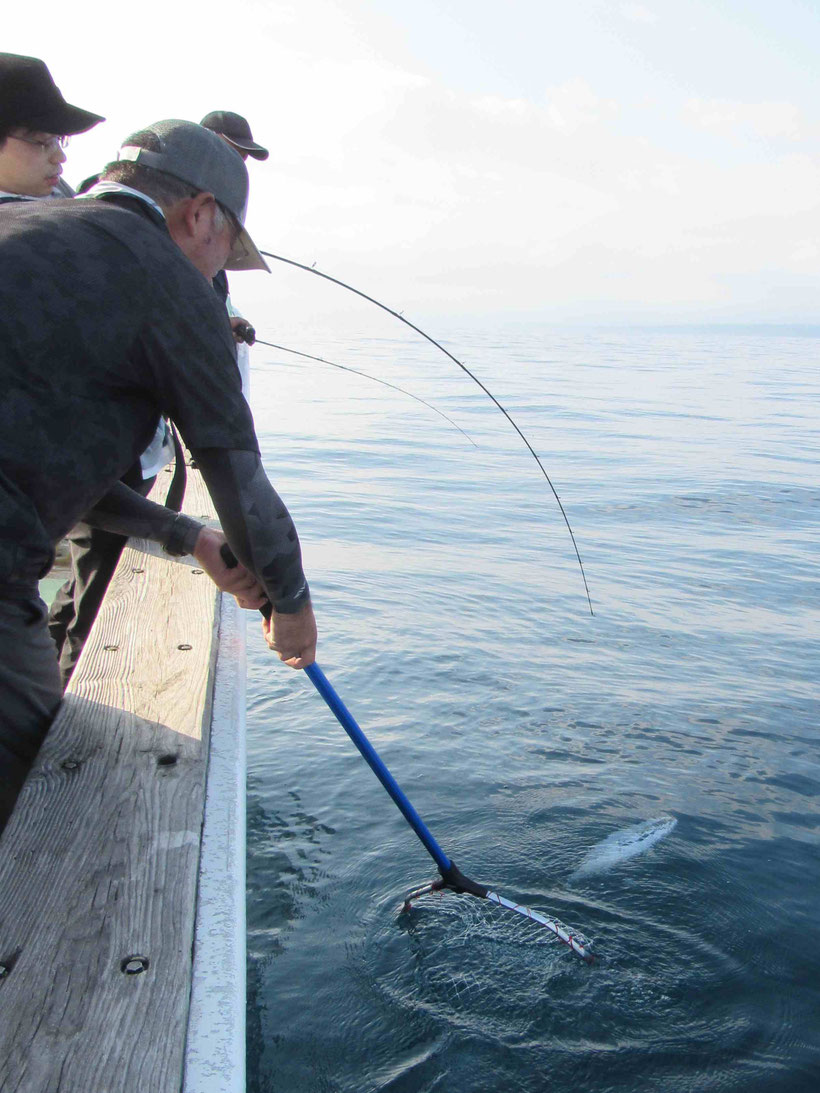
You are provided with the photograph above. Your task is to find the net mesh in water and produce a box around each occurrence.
[378,891,590,1027]
[403,875,593,962]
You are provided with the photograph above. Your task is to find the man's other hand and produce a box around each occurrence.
[230,317,256,345]
[192,527,267,608]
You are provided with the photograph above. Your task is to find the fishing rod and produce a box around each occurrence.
[305,660,594,963]
[252,335,478,448]
[260,249,594,616]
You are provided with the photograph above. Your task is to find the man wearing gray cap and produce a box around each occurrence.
[0,119,317,832]
[47,115,268,684]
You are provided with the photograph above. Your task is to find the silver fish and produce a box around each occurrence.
[573,815,678,878]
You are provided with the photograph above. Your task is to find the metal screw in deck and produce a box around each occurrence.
[120,956,149,975]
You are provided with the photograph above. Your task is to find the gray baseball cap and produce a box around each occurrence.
[117,119,269,272]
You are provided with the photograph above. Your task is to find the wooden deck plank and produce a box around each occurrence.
[0,468,223,1093]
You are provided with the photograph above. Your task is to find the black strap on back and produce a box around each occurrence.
[164,422,187,512]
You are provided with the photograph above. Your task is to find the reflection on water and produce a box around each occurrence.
[246,325,820,1092]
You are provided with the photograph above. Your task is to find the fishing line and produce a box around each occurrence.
[254,337,478,447]
[261,249,594,615]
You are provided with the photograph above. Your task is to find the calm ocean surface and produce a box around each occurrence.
[243,323,819,1093]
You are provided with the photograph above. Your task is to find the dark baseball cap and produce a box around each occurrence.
[200,110,269,161]
[0,53,104,135]
[117,119,269,272]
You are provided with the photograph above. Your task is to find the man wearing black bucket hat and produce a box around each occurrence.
[0,53,103,199]
[0,119,317,832]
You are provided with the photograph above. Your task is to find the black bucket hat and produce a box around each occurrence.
[200,110,269,161]
[0,53,104,135]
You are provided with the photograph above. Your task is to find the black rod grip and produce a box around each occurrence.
[219,542,273,618]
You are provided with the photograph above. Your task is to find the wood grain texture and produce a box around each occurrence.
[0,467,223,1093]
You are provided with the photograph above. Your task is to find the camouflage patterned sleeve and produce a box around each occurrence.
[82,482,203,556]
[190,447,310,614]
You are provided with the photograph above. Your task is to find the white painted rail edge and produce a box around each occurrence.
[185,342,251,1093]
[183,594,247,1093]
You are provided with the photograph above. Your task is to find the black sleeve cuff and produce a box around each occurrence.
[162,514,202,557]
[272,580,311,615]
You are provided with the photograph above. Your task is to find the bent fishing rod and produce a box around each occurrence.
[259,250,594,616]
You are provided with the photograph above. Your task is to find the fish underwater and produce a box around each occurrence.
[572,815,678,878]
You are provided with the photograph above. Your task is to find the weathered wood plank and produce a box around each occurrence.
[0,468,222,1093]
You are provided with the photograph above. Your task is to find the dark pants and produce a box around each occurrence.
[48,474,155,690]
[0,591,63,834]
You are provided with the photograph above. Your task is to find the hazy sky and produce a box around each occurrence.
[8,1,820,324]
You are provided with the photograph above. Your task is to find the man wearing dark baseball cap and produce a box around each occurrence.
[200,110,267,342]
[201,110,269,161]
[0,53,103,199]
[0,118,316,831]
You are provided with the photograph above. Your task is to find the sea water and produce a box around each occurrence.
[244,323,819,1093]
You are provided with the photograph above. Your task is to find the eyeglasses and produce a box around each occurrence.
[9,134,69,152]
[217,201,243,248]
